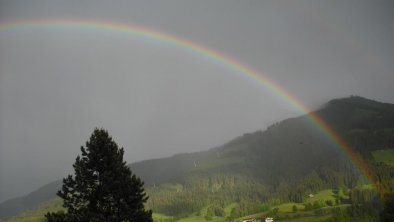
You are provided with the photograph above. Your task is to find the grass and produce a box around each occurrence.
[178,215,226,222]
[223,202,237,215]
[1,189,349,222]
[276,202,305,213]
[234,189,348,222]
[152,213,175,221]
[279,214,331,222]
[372,149,394,166]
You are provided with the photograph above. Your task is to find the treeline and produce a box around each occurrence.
[143,96,394,219]
[146,173,269,216]
[146,160,369,217]
[346,129,394,157]
[147,160,394,218]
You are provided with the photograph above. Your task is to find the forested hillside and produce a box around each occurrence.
[129,96,394,219]
[1,96,394,221]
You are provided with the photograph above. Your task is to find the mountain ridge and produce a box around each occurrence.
[1,96,393,219]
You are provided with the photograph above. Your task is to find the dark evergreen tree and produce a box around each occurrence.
[45,128,152,222]
[380,194,394,222]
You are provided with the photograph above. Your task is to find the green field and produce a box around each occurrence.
[149,189,347,222]
[153,213,176,221]
[0,189,350,222]
[372,149,394,166]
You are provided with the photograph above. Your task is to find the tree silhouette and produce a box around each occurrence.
[46,128,152,222]
[380,193,394,222]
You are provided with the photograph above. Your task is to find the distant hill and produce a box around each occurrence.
[1,96,394,219]
[127,96,393,217]
[131,96,394,185]
[0,180,61,219]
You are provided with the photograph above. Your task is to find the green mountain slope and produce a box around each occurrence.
[131,96,394,217]
[131,96,394,186]
[1,96,394,220]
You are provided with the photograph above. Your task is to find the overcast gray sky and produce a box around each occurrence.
[0,0,393,202]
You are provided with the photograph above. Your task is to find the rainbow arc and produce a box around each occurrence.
[0,19,380,196]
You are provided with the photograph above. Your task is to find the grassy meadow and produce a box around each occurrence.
[372,149,394,166]
[1,189,350,222]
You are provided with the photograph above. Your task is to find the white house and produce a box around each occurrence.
[265,217,273,222]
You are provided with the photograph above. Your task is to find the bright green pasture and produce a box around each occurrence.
[372,149,394,166]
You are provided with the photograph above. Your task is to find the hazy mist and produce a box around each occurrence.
[0,0,393,202]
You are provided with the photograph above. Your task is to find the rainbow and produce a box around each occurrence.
[0,19,380,195]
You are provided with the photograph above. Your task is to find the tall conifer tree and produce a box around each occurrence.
[46,128,152,222]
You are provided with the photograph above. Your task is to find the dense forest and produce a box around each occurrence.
[130,96,394,220]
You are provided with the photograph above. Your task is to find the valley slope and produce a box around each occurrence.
[1,96,394,221]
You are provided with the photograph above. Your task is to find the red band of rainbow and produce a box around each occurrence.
[0,19,380,197]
